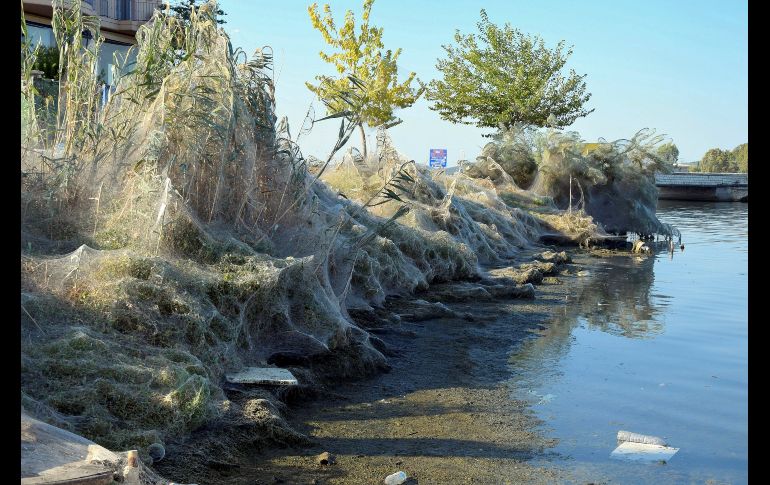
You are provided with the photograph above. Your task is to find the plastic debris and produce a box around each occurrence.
[384,470,408,484]
[610,442,679,462]
[632,240,651,253]
[148,443,165,463]
[611,430,679,463]
[617,430,666,446]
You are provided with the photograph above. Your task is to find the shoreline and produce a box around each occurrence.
[153,246,610,484]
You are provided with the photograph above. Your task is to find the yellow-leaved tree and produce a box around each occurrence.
[306,0,424,160]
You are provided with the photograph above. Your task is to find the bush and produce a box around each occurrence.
[32,45,60,80]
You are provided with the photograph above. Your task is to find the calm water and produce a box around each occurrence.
[508,201,748,484]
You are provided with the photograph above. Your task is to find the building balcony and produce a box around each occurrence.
[23,0,163,39]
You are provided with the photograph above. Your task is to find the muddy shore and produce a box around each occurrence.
[153,247,608,485]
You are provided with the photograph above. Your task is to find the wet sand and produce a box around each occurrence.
[159,250,603,485]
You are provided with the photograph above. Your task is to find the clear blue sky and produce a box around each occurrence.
[217,0,747,165]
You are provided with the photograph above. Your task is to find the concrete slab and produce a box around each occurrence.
[225,367,298,386]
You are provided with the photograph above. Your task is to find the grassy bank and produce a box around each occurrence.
[20,1,675,479]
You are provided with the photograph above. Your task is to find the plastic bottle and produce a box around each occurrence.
[384,470,408,485]
[617,430,667,446]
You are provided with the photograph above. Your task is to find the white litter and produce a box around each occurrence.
[610,441,679,462]
[224,367,298,386]
[384,471,407,485]
[610,430,679,463]
[617,430,666,446]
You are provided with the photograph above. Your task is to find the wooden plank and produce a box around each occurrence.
[21,413,120,480]
[21,462,114,485]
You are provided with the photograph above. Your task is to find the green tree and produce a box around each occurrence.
[306,0,424,159]
[656,142,679,164]
[169,0,226,24]
[426,9,592,132]
[698,148,736,173]
[731,143,748,172]
[31,45,60,80]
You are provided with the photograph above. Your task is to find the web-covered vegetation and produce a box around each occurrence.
[19,0,554,458]
[19,0,671,464]
[460,124,679,238]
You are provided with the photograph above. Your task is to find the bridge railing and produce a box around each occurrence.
[655,172,748,187]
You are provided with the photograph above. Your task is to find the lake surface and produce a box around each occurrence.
[508,201,748,484]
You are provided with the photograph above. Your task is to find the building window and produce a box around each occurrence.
[117,0,131,20]
[24,23,55,48]
[98,41,134,86]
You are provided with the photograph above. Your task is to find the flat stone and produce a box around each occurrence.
[485,283,536,299]
[519,261,557,276]
[487,266,543,285]
[537,250,571,265]
[397,299,458,321]
[225,367,298,386]
[425,284,493,303]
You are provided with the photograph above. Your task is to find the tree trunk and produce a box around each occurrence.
[358,124,368,161]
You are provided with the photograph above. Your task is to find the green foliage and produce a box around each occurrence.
[156,0,227,67]
[21,12,38,83]
[426,9,592,131]
[21,11,40,140]
[306,0,424,157]
[169,0,226,24]
[692,143,747,173]
[697,148,736,173]
[732,143,748,172]
[655,142,679,164]
[32,45,61,80]
[52,0,104,155]
[480,124,539,188]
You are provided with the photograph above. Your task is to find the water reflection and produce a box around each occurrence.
[516,251,664,372]
[507,201,748,484]
[567,254,663,339]
[508,251,665,395]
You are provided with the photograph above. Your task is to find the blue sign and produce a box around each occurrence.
[429,148,447,168]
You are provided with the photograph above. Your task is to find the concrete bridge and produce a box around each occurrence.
[655,172,748,202]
